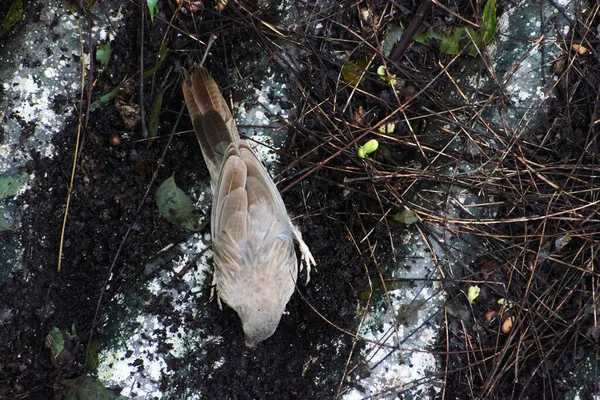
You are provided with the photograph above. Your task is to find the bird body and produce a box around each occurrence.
[182,65,315,346]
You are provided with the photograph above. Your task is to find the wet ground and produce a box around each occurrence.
[2,0,600,399]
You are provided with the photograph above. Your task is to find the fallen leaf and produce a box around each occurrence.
[502,316,515,334]
[572,44,588,55]
[156,175,201,231]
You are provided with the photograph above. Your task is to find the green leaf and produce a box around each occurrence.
[357,139,379,159]
[377,123,396,134]
[391,209,419,225]
[0,0,23,38]
[413,30,444,46]
[412,0,495,59]
[481,0,497,44]
[62,377,124,400]
[146,88,165,148]
[0,172,29,199]
[89,84,122,112]
[466,0,496,57]
[412,33,429,46]
[341,55,369,86]
[383,24,404,57]
[439,27,465,55]
[45,327,65,360]
[143,41,168,78]
[358,139,379,158]
[85,340,100,370]
[156,175,201,231]
[376,65,397,86]
[0,206,15,231]
[96,41,112,68]
[146,0,157,23]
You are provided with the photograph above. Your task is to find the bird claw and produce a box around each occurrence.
[210,274,223,309]
[292,225,316,284]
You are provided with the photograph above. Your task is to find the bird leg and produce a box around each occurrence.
[210,272,223,309]
[292,225,316,284]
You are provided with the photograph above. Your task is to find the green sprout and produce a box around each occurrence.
[378,122,396,134]
[357,139,379,159]
[467,285,481,304]
[377,65,397,86]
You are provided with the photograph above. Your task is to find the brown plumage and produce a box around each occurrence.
[182,64,315,347]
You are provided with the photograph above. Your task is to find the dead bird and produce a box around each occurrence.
[182,64,316,347]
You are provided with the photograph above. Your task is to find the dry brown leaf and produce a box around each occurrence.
[572,44,588,55]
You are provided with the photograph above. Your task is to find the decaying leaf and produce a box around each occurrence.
[62,376,124,400]
[0,207,15,231]
[0,0,23,38]
[391,209,419,225]
[354,106,366,126]
[114,80,141,129]
[341,55,370,86]
[485,310,497,323]
[215,0,227,11]
[554,233,571,252]
[156,175,201,231]
[0,171,29,199]
[571,44,589,55]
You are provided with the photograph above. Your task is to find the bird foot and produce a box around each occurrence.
[292,225,316,284]
[210,274,223,310]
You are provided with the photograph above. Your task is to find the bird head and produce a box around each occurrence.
[216,241,298,347]
[237,299,287,347]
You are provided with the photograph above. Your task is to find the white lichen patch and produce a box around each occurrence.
[0,0,126,171]
[342,229,444,400]
[0,0,127,280]
[97,232,214,398]
[235,68,292,151]
[97,314,168,398]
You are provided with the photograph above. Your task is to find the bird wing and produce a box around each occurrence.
[238,141,287,213]
[182,64,239,181]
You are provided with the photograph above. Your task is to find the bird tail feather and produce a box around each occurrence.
[182,64,240,180]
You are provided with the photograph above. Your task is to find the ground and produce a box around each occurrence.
[1,0,600,399]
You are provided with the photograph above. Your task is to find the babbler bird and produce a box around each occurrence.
[182,64,316,347]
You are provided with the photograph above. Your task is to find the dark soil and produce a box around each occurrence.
[0,1,378,399]
[2,0,599,399]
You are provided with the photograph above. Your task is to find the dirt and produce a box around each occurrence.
[2,0,598,399]
[0,1,379,399]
